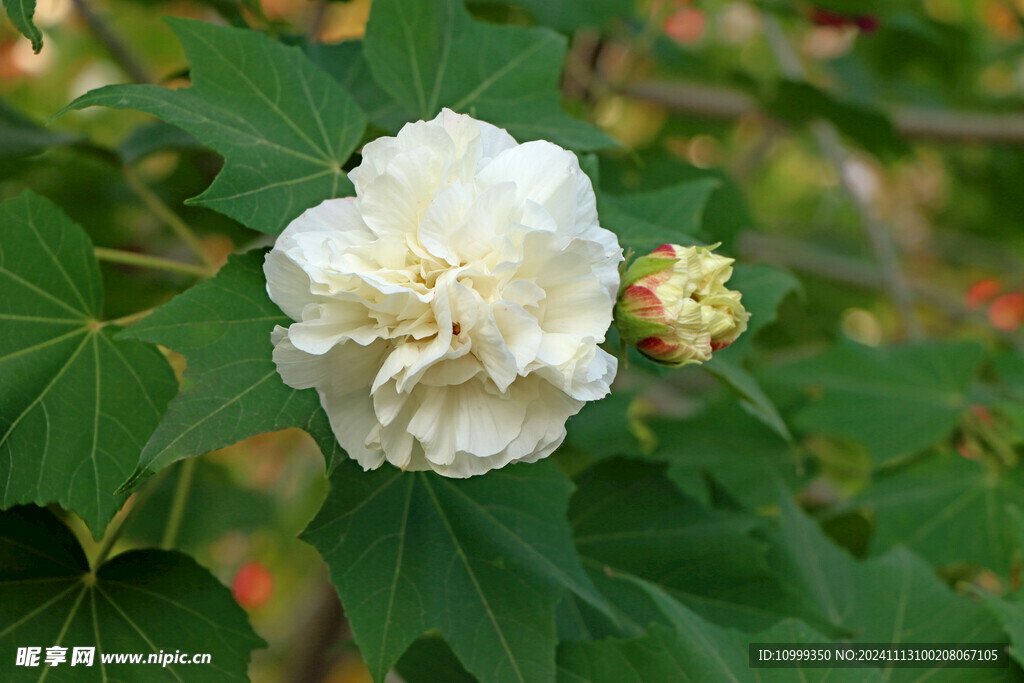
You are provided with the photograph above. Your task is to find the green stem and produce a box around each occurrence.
[94,247,214,278]
[91,467,170,570]
[104,308,153,328]
[123,166,215,269]
[161,457,198,550]
[91,508,131,572]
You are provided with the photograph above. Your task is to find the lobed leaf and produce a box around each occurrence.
[0,506,265,681]
[119,249,343,490]
[63,18,366,234]
[836,452,1024,573]
[766,494,1006,679]
[762,341,985,465]
[0,192,176,537]
[302,459,613,683]
[569,459,819,633]
[363,0,613,151]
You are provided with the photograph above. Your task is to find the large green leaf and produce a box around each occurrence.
[119,249,343,490]
[837,452,1024,573]
[766,495,1006,681]
[0,192,176,537]
[0,505,265,681]
[763,341,985,465]
[569,459,816,632]
[302,459,612,683]
[979,592,1024,669]
[717,263,801,359]
[64,18,366,234]
[363,0,612,150]
[650,399,801,509]
[3,0,42,53]
[558,580,877,683]
[305,41,408,132]
[597,178,720,252]
[704,358,791,441]
[766,80,909,159]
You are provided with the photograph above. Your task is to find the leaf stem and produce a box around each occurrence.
[104,308,154,328]
[94,247,214,279]
[123,166,216,268]
[161,457,198,550]
[91,467,170,570]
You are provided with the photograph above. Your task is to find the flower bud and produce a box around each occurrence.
[615,243,750,366]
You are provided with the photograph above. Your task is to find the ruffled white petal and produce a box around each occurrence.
[264,108,622,478]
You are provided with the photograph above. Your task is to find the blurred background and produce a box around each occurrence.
[3,0,1023,680]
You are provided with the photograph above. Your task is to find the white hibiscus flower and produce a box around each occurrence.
[264,109,622,477]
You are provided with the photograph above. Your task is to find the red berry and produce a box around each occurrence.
[966,278,1002,309]
[232,561,274,610]
[989,292,1024,332]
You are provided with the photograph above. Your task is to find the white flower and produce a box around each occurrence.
[264,109,622,477]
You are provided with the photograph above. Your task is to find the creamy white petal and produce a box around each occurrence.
[265,110,621,478]
[264,249,318,321]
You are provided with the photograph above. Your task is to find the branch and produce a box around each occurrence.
[123,166,215,269]
[761,16,922,339]
[617,79,1024,147]
[70,0,152,84]
[737,232,1024,349]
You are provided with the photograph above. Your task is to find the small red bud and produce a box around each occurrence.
[232,561,274,610]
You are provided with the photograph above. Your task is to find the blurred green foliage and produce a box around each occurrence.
[3,0,1024,681]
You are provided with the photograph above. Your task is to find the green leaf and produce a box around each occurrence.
[598,178,720,252]
[766,80,909,158]
[118,249,343,490]
[978,592,1024,669]
[570,459,816,632]
[837,451,1024,573]
[63,18,366,234]
[763,341,985,465]
[0,505,265,681]
[557,623,727,683]
[650,399,800,509]
[0,192,176,537]
[4,0,42,53]
[767,494,1006,672]
[564,390,646,461]
[721,263,801,358]
[305,41,408,132]
[0,99,78,159]
[119,123,203,165]
[395,636,476,683]
[705,358,791,442]
[558,581,877,683]
[363,0,612,150]
[302,459,612,683]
